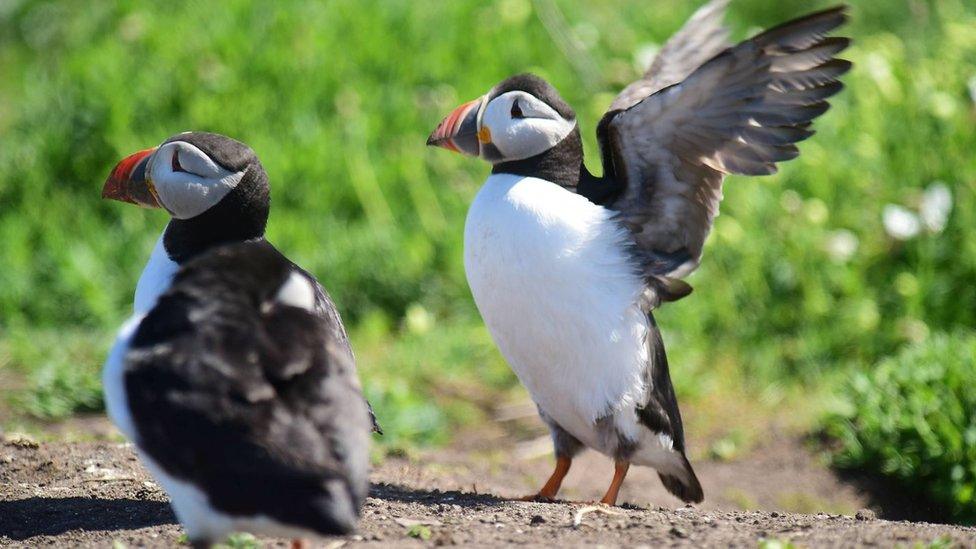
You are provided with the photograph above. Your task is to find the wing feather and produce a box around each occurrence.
[611,0,731,111]
[604,6,850,279]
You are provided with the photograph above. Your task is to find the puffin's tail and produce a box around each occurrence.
[658,453,704,503]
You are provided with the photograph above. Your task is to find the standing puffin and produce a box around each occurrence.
[428,2,849,505]
[103,239,371,547]
[102,131,381,433]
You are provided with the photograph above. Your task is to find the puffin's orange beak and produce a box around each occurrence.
[427,97,484,156]
[102,147,161,208]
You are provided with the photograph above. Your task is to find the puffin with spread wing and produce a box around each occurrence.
[428,1,850,505]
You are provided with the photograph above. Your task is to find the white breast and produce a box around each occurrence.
[102,313,146,441]
[463,174,649,449]
[134,233,179,313]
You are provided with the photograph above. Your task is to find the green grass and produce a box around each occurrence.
[823,332,976,524]
[1,0,975,470]
[0,329,109,420]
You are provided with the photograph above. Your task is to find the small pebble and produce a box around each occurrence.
[855,508,877,521]
[669,526,688,538]
[432,531,457,546]
[530,515,546,526]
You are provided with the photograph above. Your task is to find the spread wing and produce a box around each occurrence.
[610,0,731,112]
[602,6,850,279]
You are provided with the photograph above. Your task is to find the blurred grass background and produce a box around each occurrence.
[0,0,974,519]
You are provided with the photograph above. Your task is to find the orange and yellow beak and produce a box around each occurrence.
[426,97,484,156]
[101,147,161,208]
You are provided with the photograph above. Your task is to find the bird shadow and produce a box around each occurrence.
[0,497,176,540]
[832,469,954,524]
[370,482,508,508]
[369,482,649,510]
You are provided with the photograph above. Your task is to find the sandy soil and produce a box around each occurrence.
[1,425,973,548]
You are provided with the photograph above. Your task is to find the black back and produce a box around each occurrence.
[125,240,371,534]
[637,313,703,503]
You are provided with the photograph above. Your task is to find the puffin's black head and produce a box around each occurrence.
[427,73,578,164]
[102,131,270,261]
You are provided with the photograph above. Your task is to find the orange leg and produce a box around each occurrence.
[519,456,572,502]
[290,539,310,549]
[599,461,630,506]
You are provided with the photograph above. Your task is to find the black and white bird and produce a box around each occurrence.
[101,131,381,433]
[427,2,849,505]
[103,239,371,547]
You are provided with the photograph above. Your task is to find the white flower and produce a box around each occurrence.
[920,181,952,233]
[572,22,599,50]
[865,52,901,102]
[780,190,803,214]
[825,229,859,262]
[405,303,434,335]
[882,204,921,240]
[805,198,829,224]
[928,91,959,119]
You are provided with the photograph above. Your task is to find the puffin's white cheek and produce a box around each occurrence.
[154,172,245,219]
[493,119,575,162]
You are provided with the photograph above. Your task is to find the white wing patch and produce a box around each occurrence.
[273,271,316,311]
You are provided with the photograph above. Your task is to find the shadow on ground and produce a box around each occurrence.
[371,482,506,508]
[835,470,955,525]
[0,497,175,540]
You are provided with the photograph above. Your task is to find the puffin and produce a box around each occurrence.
[102,239,371,547]
[427,2,850,505]
[101,131,381,434]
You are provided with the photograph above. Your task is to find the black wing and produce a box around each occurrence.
[125,241,371,535]
[610,0,732,111]
[305,268,383,434]
[637,314,703,503]
[601,6,850,279]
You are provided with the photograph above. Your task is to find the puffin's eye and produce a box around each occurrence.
[511,99,524,119]
[171,151,186,173]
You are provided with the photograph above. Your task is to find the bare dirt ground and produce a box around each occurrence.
[1,416,974,548]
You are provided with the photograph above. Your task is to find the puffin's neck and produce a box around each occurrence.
[491,126,589,190]
[164,216,266,264]
[162,187,269,264]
